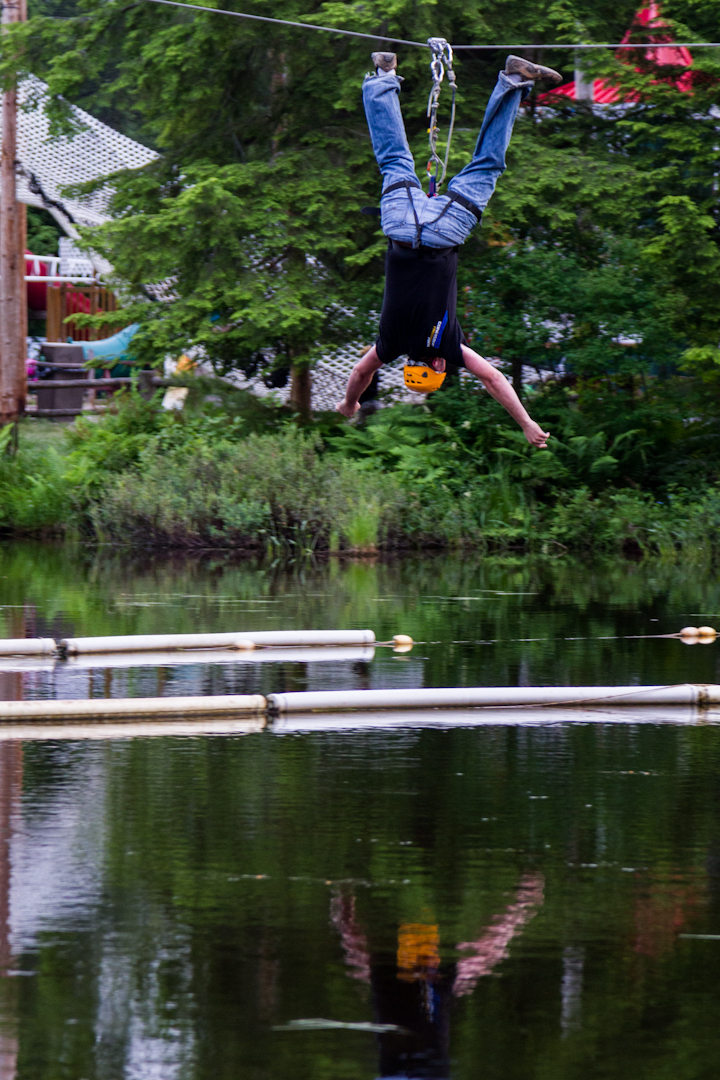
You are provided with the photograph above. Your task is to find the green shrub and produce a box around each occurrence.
[0,383,719,558]
[89,427,407,551]
[0,440,70,533]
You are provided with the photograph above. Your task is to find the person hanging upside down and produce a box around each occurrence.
[336,53,562,449]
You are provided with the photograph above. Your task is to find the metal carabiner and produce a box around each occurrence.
[426,36,457,196]
[427,36,449,59]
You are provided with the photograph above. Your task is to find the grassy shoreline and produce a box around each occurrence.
[2,380,720,561]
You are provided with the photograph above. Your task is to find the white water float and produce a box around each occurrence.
[271,705,717,733]
[64,646,376,669]
[0,717,266,740]
[0,694,266,721]
[267,684,720,714]
[0,638,56,656]
[0,658,57,673]
[60,629,376,655]
[240,630,375,647]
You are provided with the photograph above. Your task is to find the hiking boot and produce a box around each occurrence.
[504,54,562,84]
[372,51,398,74]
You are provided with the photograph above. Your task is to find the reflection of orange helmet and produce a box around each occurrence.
[397,923,440,981]
[404,363,446,393]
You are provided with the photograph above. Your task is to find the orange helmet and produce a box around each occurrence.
[403,363,446,393]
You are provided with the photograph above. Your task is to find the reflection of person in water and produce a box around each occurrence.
[331,874,544,1078]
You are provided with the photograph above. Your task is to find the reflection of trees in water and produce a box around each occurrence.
[1,716,720,1076]
[332,875,544,1078]
[0,742,23,1080]
[560,946,584,1039]
[2,542,720,696]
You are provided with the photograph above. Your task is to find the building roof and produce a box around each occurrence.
[541,3,694,105]
[13,74,158,239]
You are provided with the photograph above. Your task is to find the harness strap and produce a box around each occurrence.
[382,181,481,221]
[380,180,482,246]
[382,179,422,197]
[446,190,483,222]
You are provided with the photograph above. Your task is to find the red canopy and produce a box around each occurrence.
[540,4,693,105]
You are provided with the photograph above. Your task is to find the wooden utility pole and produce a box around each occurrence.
[0,0,27,427]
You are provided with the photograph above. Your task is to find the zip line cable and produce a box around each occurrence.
[138,0,720,52]
[452,41,720,49]
[139,0,426,46]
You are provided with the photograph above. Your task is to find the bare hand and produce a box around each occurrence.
[336,399,360,419]
[523,421,550,449]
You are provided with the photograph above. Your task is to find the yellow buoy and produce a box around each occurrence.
[393,634,414,646]
[697,626,717,638]
[233,637,257,650]
[679,626,700,638]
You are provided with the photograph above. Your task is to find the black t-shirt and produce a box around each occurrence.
[375,241,466,367]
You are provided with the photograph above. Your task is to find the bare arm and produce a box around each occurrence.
[336,345,383,419]
[460,344,549,449]
[452,873,545,997]
[330,891,371,983]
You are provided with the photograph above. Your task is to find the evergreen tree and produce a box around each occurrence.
[6,0,719,410]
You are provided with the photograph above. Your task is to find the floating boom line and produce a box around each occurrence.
[138,0,720,51]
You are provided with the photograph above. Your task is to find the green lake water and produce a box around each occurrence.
[0,543,719,1078]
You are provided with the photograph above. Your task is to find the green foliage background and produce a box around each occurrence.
[9,0,720,382]
[5,0,720,550]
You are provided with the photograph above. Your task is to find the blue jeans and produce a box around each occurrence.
[362,71,527,248]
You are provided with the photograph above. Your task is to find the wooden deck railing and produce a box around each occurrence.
[45,284,122,342]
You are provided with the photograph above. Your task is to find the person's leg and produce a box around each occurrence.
[447,71,528,213]
[448,57,561,217]
[362,72,420,194]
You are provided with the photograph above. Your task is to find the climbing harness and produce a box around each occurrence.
[373,39,468,247]
[426,38,456,196]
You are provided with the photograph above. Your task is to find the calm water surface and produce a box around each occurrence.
[0,544,718,1078]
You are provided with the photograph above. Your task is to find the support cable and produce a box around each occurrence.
[452,41,720,50]
[138,0,426,46]
[137,0,720,51]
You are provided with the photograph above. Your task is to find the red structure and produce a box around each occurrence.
[25,250,91,319]
[542,4,693,106]
[24,251,49,314]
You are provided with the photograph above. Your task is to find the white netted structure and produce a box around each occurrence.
[14,74,158,237]
[224,342,422,411]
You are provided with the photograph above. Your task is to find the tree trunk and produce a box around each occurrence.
[0,0,27,428]
[290,359,311,418]
[511,357,523,400]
